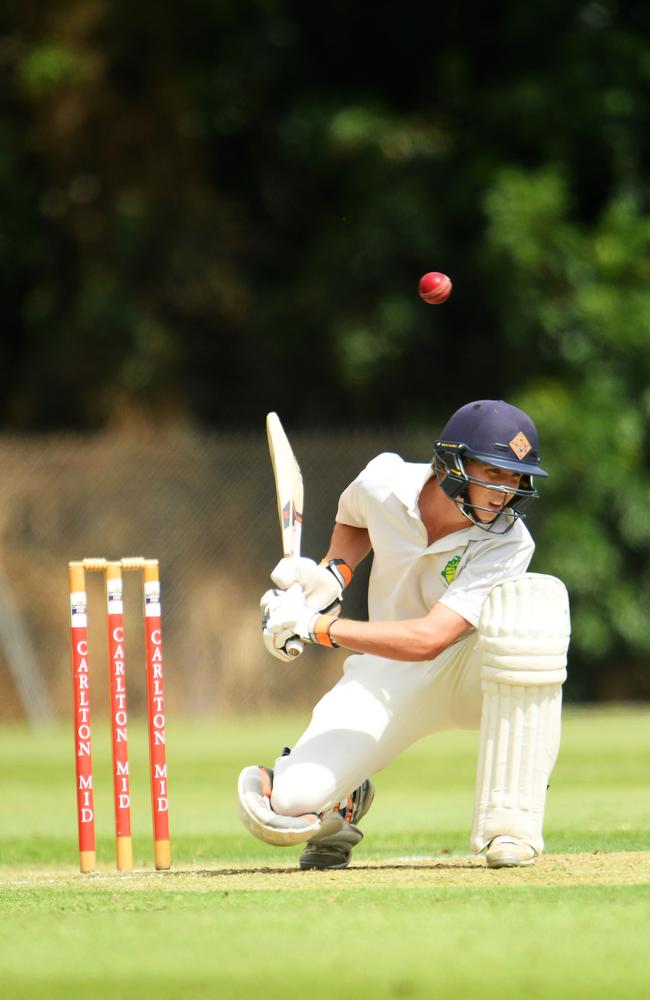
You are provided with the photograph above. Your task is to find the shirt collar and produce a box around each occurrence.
[392,462,489,551]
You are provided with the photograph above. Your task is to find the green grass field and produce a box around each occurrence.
[1,706,649,999]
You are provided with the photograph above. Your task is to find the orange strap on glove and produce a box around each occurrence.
[264,588,341,649]
[271,556,353,612]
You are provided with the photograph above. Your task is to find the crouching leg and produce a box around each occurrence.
[238,753,374,868]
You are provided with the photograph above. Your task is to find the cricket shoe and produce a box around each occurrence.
[485,836,536,869]
[299,778,375,871]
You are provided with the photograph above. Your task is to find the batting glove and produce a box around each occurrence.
[271,556,352,612]
[260,589,304,662]
[265,588,340,649]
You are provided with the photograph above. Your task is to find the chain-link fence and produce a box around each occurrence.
[0,427,437,723]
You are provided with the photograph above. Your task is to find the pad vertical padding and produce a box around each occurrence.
[471,574,570,853]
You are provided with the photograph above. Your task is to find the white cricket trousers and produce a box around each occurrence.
[271,633,482,817]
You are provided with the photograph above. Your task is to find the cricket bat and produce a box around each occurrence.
[266,412,304,657]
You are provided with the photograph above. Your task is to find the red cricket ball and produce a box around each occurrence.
[419,271,452,305]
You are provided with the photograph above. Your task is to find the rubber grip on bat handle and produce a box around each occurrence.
[285,637,304,657]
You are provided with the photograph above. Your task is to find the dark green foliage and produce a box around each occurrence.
[0,1,648,689]
[482,166,650,692]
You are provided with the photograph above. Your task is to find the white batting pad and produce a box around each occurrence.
[238,766,344,847]
[471,574,571,854]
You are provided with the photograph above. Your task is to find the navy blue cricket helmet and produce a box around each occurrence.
[433,400,547,533]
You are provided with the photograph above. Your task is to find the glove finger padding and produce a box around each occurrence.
[261,587,304,661]
[271,556,350,612]
[271,557,314,590]
[262,585,339,650]
[261,586,289,612]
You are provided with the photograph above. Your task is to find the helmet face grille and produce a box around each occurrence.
[433,442,538,535]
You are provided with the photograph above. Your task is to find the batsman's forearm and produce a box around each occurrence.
[327,618,439,661]
[322,522,372,570]
[327,609,473,662]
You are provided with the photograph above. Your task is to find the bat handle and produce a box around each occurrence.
[283,583,304,657]
[285,637,304,657]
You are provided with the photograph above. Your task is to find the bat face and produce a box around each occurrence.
[281,499,303,550]
[266,412,305,657]
[266,412,304,559]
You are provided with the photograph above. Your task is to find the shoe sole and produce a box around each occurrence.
[487,855,536,869]
[299,859,350,870]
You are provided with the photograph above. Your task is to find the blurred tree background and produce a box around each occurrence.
[0,0,648,698]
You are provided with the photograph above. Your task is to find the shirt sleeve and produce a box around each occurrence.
[438,527,535,627]
[335,453,402,528]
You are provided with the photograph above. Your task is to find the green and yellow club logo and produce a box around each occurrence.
[441,555,461,585]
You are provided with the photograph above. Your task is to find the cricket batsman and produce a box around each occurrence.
[238,400,571,869]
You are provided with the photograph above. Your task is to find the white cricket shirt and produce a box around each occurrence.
[336,452,535,627]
